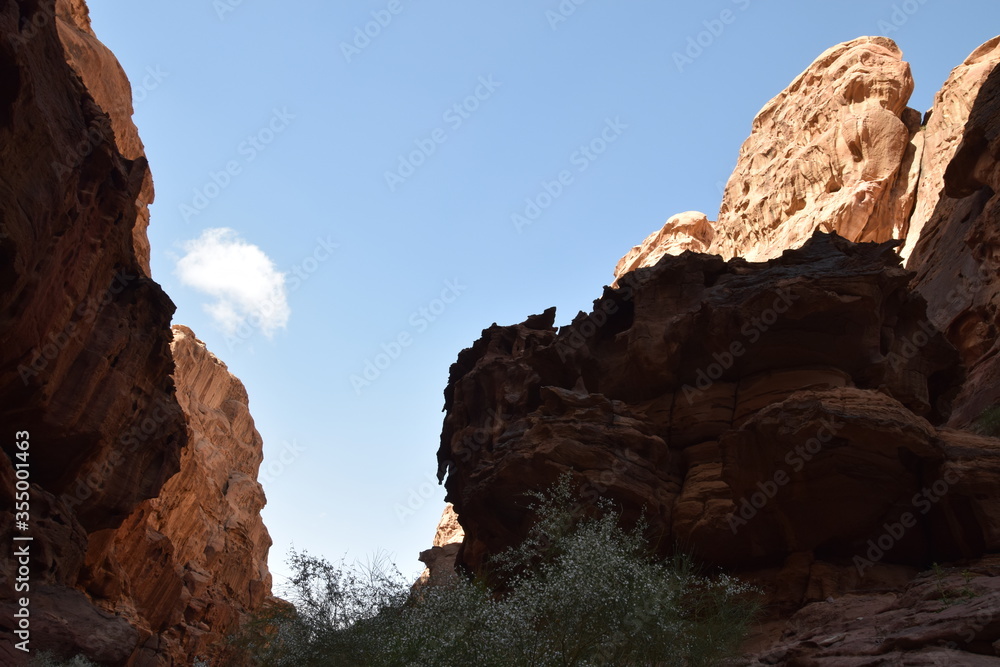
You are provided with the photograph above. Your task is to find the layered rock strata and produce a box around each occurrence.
[438,233,974,579]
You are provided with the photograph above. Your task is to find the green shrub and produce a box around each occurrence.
[227,477,761,666]
[973,404,1000,437]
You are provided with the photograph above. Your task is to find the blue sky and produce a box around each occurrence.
[85,0,1000,587]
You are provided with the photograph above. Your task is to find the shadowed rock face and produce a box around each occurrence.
[437,231,1000,661]
[907,38,1000,429]
[0,1,272,664]
[438,233,971,578]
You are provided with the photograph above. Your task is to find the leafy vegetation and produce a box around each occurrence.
[224,477,761,666]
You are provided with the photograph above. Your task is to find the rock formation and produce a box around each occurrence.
[710,36,923,262]
[0,1,272,664]
[906,38,1000,429]
[54,0,154,273]
[439,233,971,575]
[612,211,715,286]
[438,34,1000,664]
[79,326,273,664]
[416,504,465,588]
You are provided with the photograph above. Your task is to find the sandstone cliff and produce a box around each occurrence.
[79,326,273,664]
[906,38,1000,430]
[435,35,1000,664]
[0,1,272,664]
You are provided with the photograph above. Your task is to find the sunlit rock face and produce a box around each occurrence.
[0,1,272,664]
[612,211,716,286]
[710,36,923,262]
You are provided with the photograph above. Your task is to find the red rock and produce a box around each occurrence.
[906,38,1000,428]
[613,211,715,285]
[79,326,273,664]
[711,37,922,261]
[437,232,963,578]
[0,2,272,663]
[429,34,1000,667]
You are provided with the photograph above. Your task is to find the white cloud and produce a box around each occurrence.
[176,228,290,338]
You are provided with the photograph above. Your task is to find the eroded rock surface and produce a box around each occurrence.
[0,2,272,664]
[710,36,922,261]
[416,504,466,588]
[80,326,273,664]
[613,211,715,285]
[434,33,1000,666]
[907,37,1000,429]
[54,0,154,272]
[438,233,967,577]
[437,231,1000,662]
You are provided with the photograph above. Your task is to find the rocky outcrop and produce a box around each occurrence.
[54,0,154,272]
[710,36,922,261]
[0,1,272,664]
[437,33,1000,664]
[623,37,923,271]
[438,232,968,576]
[901,37,1000,261]
[907,38,1000,429]
[79,326,273,665]
[416,504,465,588]
[437,231,1000,661]
[746,556,1000,665]
[613,211,715,286]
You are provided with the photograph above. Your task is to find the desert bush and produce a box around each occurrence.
[226,477,760,666]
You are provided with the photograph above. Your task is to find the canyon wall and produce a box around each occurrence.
[435,34,1000,663]
[0,1,272,664]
